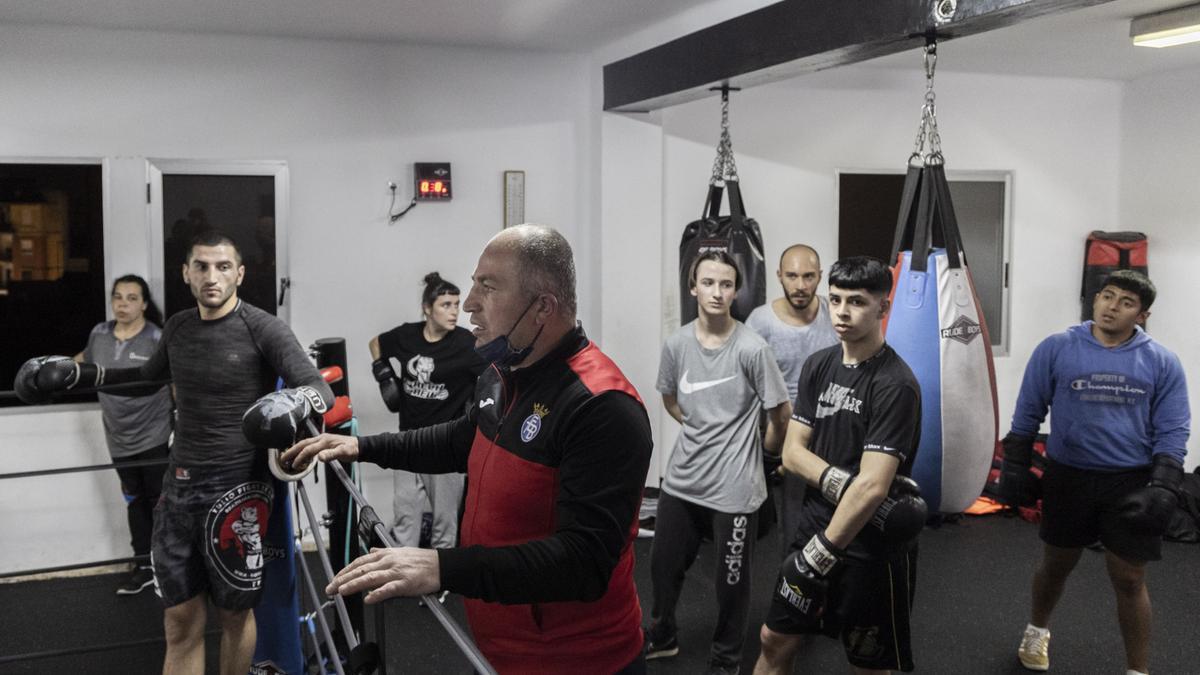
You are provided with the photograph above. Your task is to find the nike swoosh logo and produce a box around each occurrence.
[479,398,495,409]
[678,370,736,395]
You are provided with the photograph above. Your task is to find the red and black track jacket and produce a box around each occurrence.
[357,326,653,674]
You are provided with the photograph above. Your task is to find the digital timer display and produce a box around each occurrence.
[414,162,452,201]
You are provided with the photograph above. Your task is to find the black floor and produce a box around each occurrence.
[3,514,1199,674]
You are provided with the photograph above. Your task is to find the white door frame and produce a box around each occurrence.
[146,159,290,323]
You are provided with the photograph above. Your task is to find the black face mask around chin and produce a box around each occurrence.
[474,296,545,368]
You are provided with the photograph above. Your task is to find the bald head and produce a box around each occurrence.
[489,224,577,319]
[779,244,819,270]
[777,243,822,312]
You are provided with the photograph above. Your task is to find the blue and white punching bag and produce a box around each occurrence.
[885,163,998,513]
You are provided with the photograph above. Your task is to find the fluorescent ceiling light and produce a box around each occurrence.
[1131,3,1200,48]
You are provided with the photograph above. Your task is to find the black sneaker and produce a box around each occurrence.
[643,626,679,660]
[116,566,154,596]
[706,662,739,675]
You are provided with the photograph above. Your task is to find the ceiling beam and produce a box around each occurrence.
[602,0,1116,112]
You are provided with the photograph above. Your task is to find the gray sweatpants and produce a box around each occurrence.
[390,470,464,549]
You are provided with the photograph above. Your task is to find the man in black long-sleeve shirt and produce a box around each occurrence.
[80,232,331,675]
[283,225,653,674]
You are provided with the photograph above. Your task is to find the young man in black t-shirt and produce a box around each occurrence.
[754,256,923,674]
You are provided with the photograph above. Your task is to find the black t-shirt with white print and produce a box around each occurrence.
[790,342,921,561]
[377,323,486,431]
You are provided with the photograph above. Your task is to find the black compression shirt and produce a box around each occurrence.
[105,300,333,472]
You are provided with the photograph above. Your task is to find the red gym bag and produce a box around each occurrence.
[1080,231,1148,322]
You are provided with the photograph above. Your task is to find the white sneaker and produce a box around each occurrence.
[1017,624,1050,671]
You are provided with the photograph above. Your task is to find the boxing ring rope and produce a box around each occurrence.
[0,631,224,667]
[0,456,169,481]
[275,418,498,675]
[0,379,173,401]
[0,455,169,580]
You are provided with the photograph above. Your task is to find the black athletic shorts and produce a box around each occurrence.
[1040,458,1159,562]
[764,545,918,672]
[151,462,273,610]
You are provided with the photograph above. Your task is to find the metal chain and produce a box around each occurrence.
[710,91,740,185]
[910,41,944,166]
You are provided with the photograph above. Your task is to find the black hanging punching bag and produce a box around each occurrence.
[678,89,765,325]
[678,180,766,324]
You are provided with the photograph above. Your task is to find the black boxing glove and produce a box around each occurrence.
[819,465,855,504]
[999,433,1039,508]
[372,358,403,414]
[1114,454,1184,536]
[242,386,328,449]
[776,532,843,626]
[870,475,928,545]
[14,357,56,404]
[819,466,927,542]
[14,356,104,404]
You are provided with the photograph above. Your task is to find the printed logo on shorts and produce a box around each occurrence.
[520,403,550,443]
[205,482,273,591]
[846,625,885,660]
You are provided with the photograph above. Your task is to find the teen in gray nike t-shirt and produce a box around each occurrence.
[646,252,791,670]
[656,321,790,512]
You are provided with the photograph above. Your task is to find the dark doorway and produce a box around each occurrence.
[161,174,277,318]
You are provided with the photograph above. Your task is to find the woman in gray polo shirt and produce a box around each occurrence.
[75,274,174,595]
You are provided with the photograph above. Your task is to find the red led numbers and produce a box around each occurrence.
[414,163,452,200]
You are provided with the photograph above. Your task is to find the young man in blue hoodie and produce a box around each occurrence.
[1000,270,1190,675]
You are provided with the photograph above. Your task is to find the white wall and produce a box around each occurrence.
[0,22,593,572]
[1119,68,1200,471]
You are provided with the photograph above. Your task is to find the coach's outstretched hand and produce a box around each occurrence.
[279,432,361,472]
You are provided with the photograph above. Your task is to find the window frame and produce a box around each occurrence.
[0,155,108,413]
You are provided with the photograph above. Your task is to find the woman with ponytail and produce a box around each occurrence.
[368,272,485,558]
